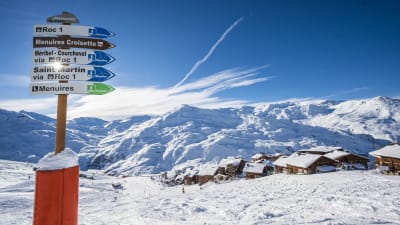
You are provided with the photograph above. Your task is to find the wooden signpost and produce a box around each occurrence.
[30,13,116,153]
[31,12,116,225]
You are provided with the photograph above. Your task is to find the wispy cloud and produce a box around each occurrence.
[174,17,244,88]
[0,67,270,120]
[322,86,369,99]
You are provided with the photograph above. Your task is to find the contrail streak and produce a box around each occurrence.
[174,17,244,88]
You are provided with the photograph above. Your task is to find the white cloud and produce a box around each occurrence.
[0,67,270,120]
[0,97,55,113]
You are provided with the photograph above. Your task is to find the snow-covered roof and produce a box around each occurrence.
[273,156,289,167]
[243,163,265,174]
[325,150,368,160]
[298,146,341,154]
[183,169,198,177]
[369,144,400,159]
[198,164,219,176]
[286,153,322,168]
[324,150,351,160]
[219,157,243,167]
[252,153,264,159]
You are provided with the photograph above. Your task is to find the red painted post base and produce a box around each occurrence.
[32,165,79,225]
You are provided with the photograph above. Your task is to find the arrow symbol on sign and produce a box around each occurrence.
[87,83,115,95]
[88,67,115,82]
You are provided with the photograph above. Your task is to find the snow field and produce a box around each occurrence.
[1,159,400,225]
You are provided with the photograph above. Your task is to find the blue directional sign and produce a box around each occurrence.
[34,25,115,38]
[31,65,115,82]
[32,49,115,66]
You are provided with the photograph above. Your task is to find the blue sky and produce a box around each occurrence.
[0,0,399,119]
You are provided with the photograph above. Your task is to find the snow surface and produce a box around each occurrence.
[1,160,400,225]
[36,148,78,171]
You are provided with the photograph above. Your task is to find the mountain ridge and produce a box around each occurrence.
[0,96,398,175]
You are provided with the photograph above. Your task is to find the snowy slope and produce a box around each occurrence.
[1,96,399,175]
[0,109,111,163]
[304,96,400,141]
[1,159,399,225]
[89,98,394,176]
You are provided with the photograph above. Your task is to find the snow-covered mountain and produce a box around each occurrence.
[1,96,399,175]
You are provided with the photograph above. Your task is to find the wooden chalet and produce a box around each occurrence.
[182,170,199,185]
[324,150,369,170]
[274,153,338,174]
[243,160,273,178]
[272,156,289,173]
[197,164,219,185]
[218,157,246,177]
[369,144,400,175]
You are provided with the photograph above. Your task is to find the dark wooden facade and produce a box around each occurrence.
[287,156,337,174]
[335,154,369,169]
[374,156,400,175]
[218,159,246,177]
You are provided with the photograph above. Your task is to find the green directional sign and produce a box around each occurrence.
[87,83,115,95]
[30,82,115,95]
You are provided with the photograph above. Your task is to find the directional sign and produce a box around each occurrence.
[31,65,115,82]
[33,36,115,50]
[30,82,115,95]
[34,25,114,38]
[32,49,115,65]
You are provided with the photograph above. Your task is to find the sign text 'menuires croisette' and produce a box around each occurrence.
[33,36,115,50]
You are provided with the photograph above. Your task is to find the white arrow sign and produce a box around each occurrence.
[31,65,115,82]
[34,24,114,38]
[32,48,115,65]
[30,82,115,95]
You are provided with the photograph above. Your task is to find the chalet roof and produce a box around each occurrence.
[298,146,342,154]
[198,164,219,176]
[325,150,369,160]
[252,153,264,159]
[243,163,265,174]
[285,153,322,168]
[183,169,198,177]
[273,156,289,167]
[219,157,243,167]
[324,150,351,160]
[369,144,400,159]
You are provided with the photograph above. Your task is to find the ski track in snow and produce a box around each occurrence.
[1,160,400,225]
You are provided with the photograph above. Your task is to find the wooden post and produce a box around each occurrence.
[54,21,71,154]
[55,93,67,154]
